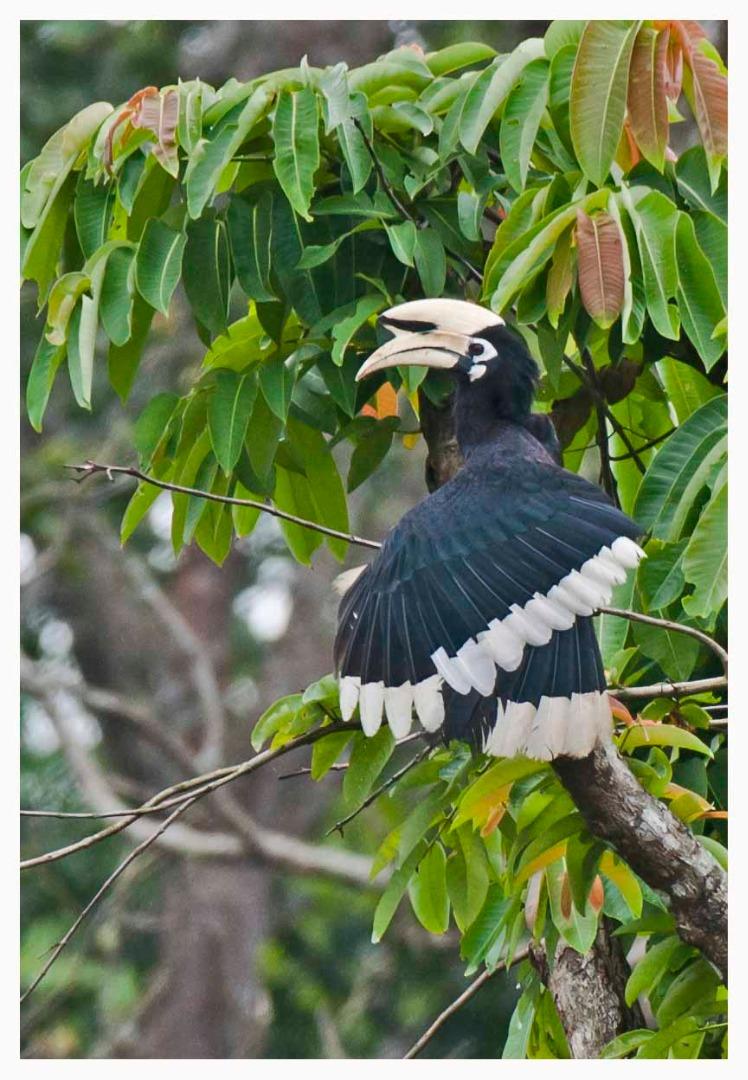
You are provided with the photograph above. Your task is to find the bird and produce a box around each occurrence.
[333,299,644,761]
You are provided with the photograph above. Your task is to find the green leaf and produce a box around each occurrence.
[459,39,546,155]
[384,220,417,267]
[287,418,349,560]
[259,354,296,421]
[336,92,373,194]
[625,935,685,1007]
[108,294,154,402]
[310,729,353,781]
[347,424,395,492]
[251,693,303,751]
[231,480,263,537]
[655,357,718,423]
[600,1030,655,1059]
[246,389,283,482]
[26,332,65,432]
[371,843,425,943]
[177,78,208,155]
[74,176,116,257]
[623,188,679,339]
[692,211,727,307]
[133,393,180,467]
[271,87,320,222]
[637,1015,700,1058]
[202,310,268,372]
[487,190,609,311]
[638,540,687,611]
[460,884,508,967]
[185,85,274,218]
[21,172,76,306]
[675,212,726,370]
[100,246,136,346]
[208,370,259,473]
[500,59,549,193]
[135,219,186,316]
[227,192,277,304]
[65,298,96,410]
[674,146,727,221]
[425,42,496,76]
[446,827,490,933]
[620,722,713,759]
[273,465,323,564]
[331,294,384,366]
[544,20,585,58]
[408,844,450,934]
[182,213,231,337]
[413,228,446,297]
[570,21,640,187]
[342,728,395,809]
[631,621,700,684]
[120,463,173,544]
[503,988,537,1059]
[656,959,720,1029]
[682,480,727,619]
[634,395,726,540]
[45,272,91,346]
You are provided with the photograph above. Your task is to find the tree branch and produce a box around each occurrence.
[403,946,530,1058]
[66,461,382,551]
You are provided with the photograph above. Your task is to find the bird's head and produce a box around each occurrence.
[356,299,539,422]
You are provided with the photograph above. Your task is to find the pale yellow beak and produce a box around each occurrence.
[355,329,471,382]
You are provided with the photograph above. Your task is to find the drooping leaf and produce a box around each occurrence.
[108,294,154,402]
[408,844,450,934]
[227,192,277,304]
[413,228,446,298]
[570,21,640,186]
[208,369,259,473]
[500,59,549,193]
[675,212,726,370]
[627,27,669,171]
[26,332,66,433]
[625,935,684,1006]
[674,146,727,221]
[575,209,625,328]
[135,218,186,315]
[336,92,373,194]
[623,188,680,339]
[634,394,726,540]
[655,357,718,423]
[271,87,320,222]
[100,245,137,347]
[130,86,180,177]
[682,479,727,619]
[133,392,180,467]
[459,39,546,155]
[182,213,232,337]
[74,176,116,257]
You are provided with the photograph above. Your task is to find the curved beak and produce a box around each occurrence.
[355,329,471,382]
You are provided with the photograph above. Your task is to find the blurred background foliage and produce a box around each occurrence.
[21,19,556,1059]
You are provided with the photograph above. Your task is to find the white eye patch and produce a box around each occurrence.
[467,337,497,379]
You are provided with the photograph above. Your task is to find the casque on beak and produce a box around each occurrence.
[354,298,505,382]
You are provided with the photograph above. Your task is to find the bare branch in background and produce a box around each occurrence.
[67,461,382,550]
[403,946,531,1059]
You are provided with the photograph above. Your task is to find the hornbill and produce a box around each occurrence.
[334,299,644,761]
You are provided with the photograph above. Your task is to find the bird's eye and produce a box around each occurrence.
[468,341,485,357]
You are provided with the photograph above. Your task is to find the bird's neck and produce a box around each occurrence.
[453,383,531,457]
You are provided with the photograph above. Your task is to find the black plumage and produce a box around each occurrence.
[334,300,644,759]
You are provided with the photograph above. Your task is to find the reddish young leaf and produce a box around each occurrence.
[588,874,605,913]
[575,209,625,328]
[627,27,669,170]
[560,869,572,919]
[672,21,727,163]
[665,37,684,101]
[361,383,399,420]
[615,117,642,174]
[104,86,159,171]
[132,87,180,177]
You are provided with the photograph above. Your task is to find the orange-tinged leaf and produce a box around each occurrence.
[480,804,506,837]
[599,850,643,917]
[665,38,684,101]
[698,810,728,820]
[609,695,636,727]
[627,27,669,170]
[515,840,567,886]
[575,209,625,328]
[375,382,399,418]
[588,874,605,913]
[104,86,158,171]
[615,117,642,173]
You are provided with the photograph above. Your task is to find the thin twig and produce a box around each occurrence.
[563,355,646,473]
[20,721,355,871]
[403,946,531,1059]
[599,607,728,675]
[66,462,382,552]
[21,795,201,1004]
[326,743,432,837]
[352,117,483,285]
[609,429,674,460]
[611,675,727,700]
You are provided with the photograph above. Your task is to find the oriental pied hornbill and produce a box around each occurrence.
[334,299,644,761]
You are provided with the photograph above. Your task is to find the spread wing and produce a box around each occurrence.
[334,460,642,739]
